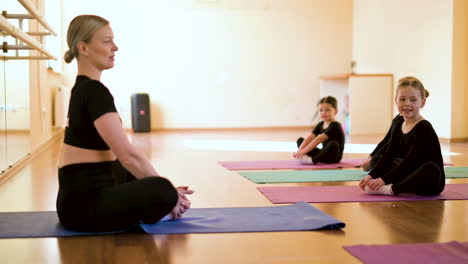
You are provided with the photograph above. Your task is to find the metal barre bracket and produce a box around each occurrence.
[0,2,57,61]
[0,56,49,60]
[2,11,34,20]
[2,42,34,53]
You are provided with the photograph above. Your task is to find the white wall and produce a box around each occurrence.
[44,0,62,72]
[61,0,353,129]
[352,0,453,138]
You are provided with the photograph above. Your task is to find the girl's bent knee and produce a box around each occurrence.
[328,140,339,147]
[422,162,439,171]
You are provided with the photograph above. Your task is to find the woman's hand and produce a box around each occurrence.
[366,178,385,191]
[359,175,372,191]
[170,186,194,220]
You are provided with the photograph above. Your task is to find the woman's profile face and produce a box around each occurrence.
[84,24,119,70]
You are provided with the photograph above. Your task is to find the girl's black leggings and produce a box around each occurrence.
[370,155,445,196]
[56,161,178,232]
[296,137,342,164]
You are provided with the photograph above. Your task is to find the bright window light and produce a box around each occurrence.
[183,139,460,156]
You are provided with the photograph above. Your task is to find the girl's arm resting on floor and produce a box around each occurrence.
[94,112,160,179]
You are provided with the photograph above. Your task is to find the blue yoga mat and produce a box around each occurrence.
[0,202,345,238]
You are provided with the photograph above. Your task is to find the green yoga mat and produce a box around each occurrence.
[239,167,468,184]
[445,166,468,178]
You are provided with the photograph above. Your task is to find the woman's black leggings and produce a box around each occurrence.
[56,161,178,232]
[370,155,445,196]
[296,137,342,164]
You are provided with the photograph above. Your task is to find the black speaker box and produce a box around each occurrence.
[131,93,151,133]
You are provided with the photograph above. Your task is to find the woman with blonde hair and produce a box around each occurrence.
[57,15,193,232]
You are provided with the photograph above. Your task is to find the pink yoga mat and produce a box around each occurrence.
[257,184,468,204]
[219,158,364,170]
[344,241,468,264]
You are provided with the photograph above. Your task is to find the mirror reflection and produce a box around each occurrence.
[4,60,31,168]
[0,58,5,172]
[0,0,32,175]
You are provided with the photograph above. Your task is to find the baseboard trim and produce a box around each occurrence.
[124,126,312,133]
[0,129,64,185]
[448,137,468,143]
[0,129,30,133]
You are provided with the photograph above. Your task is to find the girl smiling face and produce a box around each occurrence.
[396,85,426,121]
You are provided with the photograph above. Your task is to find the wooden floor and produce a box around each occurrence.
[0,128,467,264]
[0,131,31,172]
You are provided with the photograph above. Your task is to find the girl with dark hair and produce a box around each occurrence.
[293,96,345,164]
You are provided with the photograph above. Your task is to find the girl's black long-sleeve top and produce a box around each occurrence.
[369,115,445,185]
[370,115,401,157]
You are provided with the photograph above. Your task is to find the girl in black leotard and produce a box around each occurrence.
[360,114,400,172]
[359,76,445,196]
[293,96,345,164]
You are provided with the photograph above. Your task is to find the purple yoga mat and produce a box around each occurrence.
[219,158,364,170]
[257,184,468,204]
[344,241,468,264]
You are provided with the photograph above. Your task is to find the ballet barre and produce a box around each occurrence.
[0,0,57,60]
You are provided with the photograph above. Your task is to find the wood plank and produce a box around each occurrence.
[0,129,466,263]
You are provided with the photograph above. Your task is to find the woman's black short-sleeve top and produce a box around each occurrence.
[64,75,117,150]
